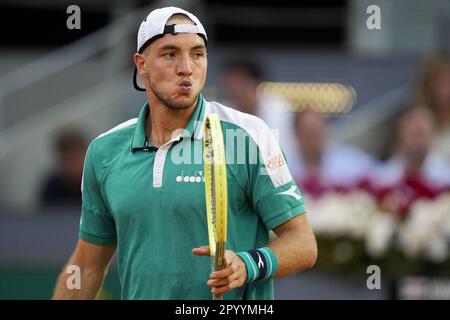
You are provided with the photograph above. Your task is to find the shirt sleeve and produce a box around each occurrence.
[247,121,306,230]
[79,140,117,245]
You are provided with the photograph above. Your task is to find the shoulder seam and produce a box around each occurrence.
[94,118,138,142]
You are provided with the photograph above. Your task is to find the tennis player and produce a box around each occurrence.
[52,6,317,300]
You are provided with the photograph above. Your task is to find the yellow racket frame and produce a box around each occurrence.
[203,113,228,300]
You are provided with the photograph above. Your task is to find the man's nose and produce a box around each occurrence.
[177,55,193,76]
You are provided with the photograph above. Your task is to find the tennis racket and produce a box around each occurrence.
[203,113,228,300]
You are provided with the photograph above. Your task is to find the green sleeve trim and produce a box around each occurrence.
[264,205,305,230]
[79,230,117,246]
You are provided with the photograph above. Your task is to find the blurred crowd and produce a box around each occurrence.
[220,54,450,219]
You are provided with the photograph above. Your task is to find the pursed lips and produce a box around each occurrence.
[178,80,192,86]
[177,80,192,92]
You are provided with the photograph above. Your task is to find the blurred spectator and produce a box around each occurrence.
[293,108,376,197]
[220,58,300,169]
[372,106,450,216]
[414,55,450,162]
[221,59,264,116]
[40,128,88,209]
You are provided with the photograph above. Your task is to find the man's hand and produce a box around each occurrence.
[192,246,247,296]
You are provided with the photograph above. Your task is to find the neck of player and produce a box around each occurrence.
[145,97,198,148]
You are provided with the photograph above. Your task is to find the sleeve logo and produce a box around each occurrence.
[266,154,285,171]
[277,185,302,200]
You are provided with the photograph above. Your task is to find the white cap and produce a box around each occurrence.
[133,7,208,91]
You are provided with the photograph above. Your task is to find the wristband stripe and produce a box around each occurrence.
[259,247,277,279]
[259,248,272,279]
[237,247,279,284]
[241,251,258,282]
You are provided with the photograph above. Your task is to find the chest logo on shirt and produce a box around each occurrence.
[176,170,205,183]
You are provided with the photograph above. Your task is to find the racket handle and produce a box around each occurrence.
[213,293,223,300]
[211,255,225,300]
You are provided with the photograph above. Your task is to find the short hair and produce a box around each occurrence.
[293,107,325,131]
[53,128,88,156]
[414,54,450,108]
[223,59,264,81]
[166,13,194,24]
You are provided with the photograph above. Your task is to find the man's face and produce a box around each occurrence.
[136,29,207,110]
[296,110,327,160]
[399,109,435,163]
[223,70,257,106]
[429,66,450,108]
[58,147,86,183]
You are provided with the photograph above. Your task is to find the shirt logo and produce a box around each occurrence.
[277,185,302,200]
[266,154,285,172]
[176,170,205,183]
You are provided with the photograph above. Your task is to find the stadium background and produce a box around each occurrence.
[1,0,450,299]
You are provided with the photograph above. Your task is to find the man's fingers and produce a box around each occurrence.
[211,278,242,295]
[192,246,211,256]
[210,266,234,279]
[224,250,237,267]
[210,252,241,279]
[204,250,247,295]
[207,268,241,287]
[194,248,246,294]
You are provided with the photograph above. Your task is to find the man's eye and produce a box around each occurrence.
[164,52,176,58]
[193,52,204,58]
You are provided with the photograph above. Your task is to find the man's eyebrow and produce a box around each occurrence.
[191,44,206,51]
[158,44,179,51]
[158,44,206,51]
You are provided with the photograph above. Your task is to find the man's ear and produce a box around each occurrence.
[134,53,148,77]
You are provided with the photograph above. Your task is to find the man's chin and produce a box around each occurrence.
[151,85,200,110]
[168,94,199,110]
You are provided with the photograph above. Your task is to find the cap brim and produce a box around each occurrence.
[133,67,146,91]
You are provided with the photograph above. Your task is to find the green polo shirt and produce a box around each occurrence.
[79,94,306,300]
